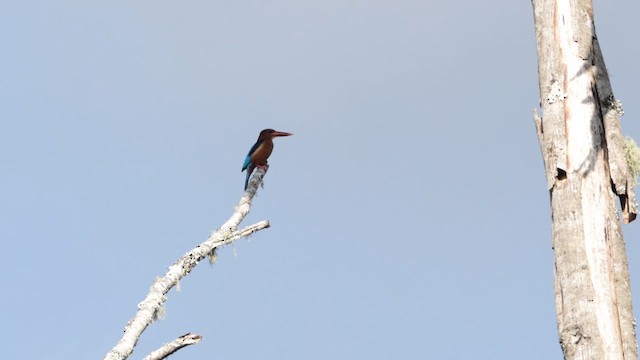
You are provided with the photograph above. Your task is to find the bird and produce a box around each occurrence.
[242,129,293,190]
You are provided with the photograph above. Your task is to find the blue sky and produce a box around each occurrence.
[2,1,640,359]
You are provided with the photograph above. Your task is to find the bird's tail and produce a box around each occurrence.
[244,170,251,190]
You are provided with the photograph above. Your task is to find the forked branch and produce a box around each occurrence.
[103,168,270,360]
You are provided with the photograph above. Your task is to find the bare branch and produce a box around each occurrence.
[103,168,270,360]
[142,333,203,360]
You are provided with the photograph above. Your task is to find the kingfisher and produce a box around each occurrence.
[242,129,293,190]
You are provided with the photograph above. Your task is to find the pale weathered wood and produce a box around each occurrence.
[531,0,568,190]
[103,168,271,360]
[142,333,202,360]
[591,37,637,223]
[531,0,637,358]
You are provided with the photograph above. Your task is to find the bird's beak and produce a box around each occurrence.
[272,131,293,137]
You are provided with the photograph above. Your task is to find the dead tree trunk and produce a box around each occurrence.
[531,0,637,358]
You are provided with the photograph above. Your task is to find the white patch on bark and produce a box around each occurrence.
[557,0,597,176]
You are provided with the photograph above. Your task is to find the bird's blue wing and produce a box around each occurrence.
[242,155,252,172]
[242,140,262,171]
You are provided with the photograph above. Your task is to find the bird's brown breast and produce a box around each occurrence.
[250,140,274,166]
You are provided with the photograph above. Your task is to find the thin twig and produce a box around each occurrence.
[142,333,203,360]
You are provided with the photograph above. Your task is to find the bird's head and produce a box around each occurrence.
[259,128,293,139]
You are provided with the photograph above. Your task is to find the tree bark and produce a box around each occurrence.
[103,168,271,360]
[531,0,637,359]
[142,333,202,360]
